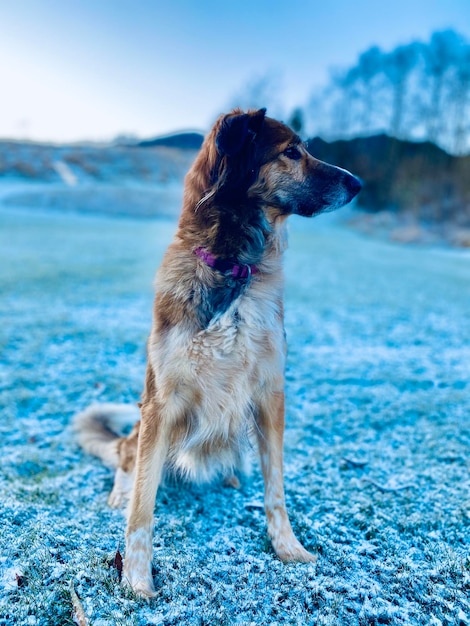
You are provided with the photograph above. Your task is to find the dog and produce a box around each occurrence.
[74,108,361,597]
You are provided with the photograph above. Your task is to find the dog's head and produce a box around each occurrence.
[180,109,362,261]
[188,108,361,220]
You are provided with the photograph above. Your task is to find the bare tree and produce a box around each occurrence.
[355,47,386,134]
[424,30,463,145]
[384,43,421,138]
[304,29,470,154]
[288,107,304,135]
[449,42,470,154]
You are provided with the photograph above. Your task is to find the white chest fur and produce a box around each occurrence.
[150,272,285,482]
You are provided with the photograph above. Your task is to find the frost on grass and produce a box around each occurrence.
[0,207,469,625]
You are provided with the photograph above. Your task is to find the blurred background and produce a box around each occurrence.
[0,0,469,244]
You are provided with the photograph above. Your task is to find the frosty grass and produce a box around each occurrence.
[0,205,469,625]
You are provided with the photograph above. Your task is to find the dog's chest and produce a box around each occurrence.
[190,280,285,380]
[156,280,285,480]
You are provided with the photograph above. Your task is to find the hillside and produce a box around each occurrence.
[0,139,196,185]
[0,139,197,219]
[1,132,469,245]
[136,131,204,150]
[307,134,470,246]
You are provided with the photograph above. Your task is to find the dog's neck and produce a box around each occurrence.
[193,246,259,280]
[190,213,287,283]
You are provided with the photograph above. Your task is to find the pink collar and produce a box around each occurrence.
[194,247,259,280]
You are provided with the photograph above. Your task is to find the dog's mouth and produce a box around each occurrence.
[315,172,362,216]
[287,166,362,218]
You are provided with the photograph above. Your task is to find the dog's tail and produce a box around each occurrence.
[73,403,140,468]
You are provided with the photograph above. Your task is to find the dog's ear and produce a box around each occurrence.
[247,108,266,135]
[216,108,266,157]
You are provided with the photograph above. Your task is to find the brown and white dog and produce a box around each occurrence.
[74,108,361,597]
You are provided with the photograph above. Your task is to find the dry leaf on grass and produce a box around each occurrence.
[70,581,89,626]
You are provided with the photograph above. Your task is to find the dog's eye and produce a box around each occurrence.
[283,146,302,160]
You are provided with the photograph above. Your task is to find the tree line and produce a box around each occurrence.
[306,29,470,155]
[233,30,470,155]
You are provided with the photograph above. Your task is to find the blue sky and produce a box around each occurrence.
[1,0,469,142]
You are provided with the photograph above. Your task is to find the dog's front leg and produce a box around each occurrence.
[256,391,317,563]
[123,400,168,598]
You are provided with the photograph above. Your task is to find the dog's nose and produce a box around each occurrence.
[348,175,363,197]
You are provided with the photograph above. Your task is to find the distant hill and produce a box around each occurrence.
[0,139,198,219]
[1,132,469,244]
[136,132,204,150]
[307,134,470,227]
[0,140,197,184]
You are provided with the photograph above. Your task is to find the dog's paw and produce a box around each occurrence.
[108,468,133,508]
[122,573,157,599]
[123,527,156,598]
[108,489,129,509]
[273,537,318,564]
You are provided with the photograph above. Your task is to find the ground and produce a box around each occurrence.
[0,203,469,625]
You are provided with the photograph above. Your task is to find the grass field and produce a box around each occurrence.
[0,205,469,625]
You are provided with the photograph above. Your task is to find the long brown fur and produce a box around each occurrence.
[74,108,361,597]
